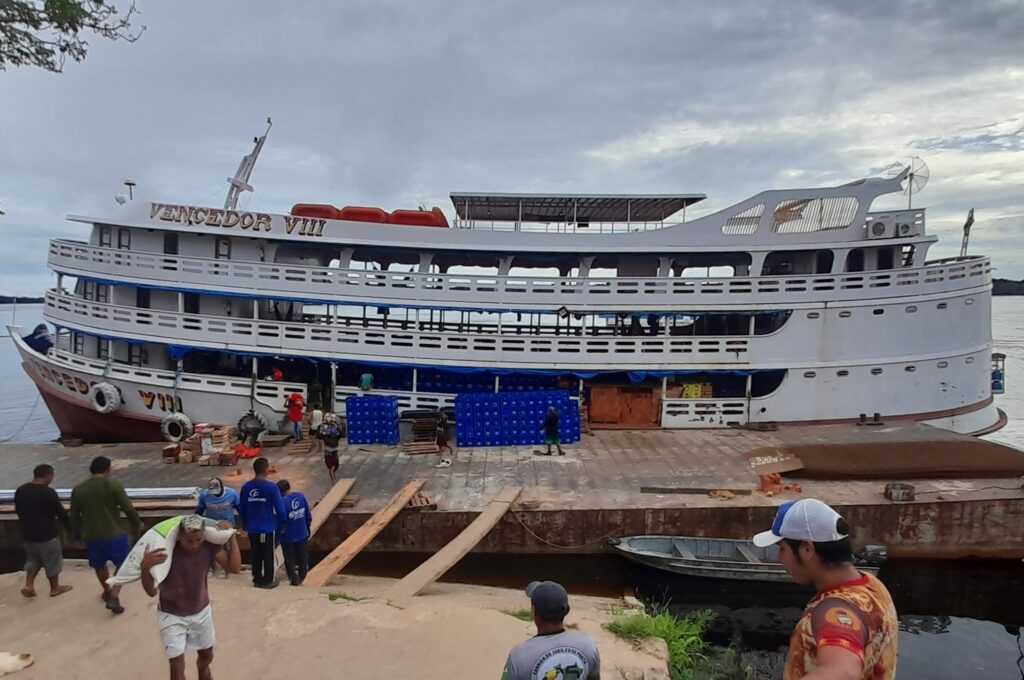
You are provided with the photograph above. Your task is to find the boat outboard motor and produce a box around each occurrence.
[856,544,888,567]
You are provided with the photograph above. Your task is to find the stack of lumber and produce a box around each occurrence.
[401,419,439,455]
[407,492,437,511]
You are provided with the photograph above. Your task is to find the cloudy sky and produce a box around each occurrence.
[1,0,1022,295]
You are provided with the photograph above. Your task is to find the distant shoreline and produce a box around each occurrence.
[0,296,44,304]
[993,279,1024,296]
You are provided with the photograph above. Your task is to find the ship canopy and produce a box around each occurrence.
[450,192,706,223]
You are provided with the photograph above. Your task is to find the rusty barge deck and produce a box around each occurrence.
[1,424,1023,560]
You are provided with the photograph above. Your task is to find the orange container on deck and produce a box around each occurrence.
[388,207,449,228]
[290,204,341,220]
[338,206,390,223]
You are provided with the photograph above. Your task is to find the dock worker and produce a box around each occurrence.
[501,580,600,680]
[752,498,898,680]
[276,480,312,586]
[317,413,345,484]
[239,457,286,589]
[70,455,141,615]
[139,514,241,680]
[536,406,564,456]
[284,392,305,442]
[196,478,239,579]
[14,463,72,599]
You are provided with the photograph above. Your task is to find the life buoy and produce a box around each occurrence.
[89,382,122,414]
[161,413,194,443]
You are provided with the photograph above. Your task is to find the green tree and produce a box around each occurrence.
[0,0,144,73]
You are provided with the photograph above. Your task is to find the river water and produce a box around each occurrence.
[2,301,1023,677]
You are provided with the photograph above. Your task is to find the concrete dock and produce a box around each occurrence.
[1,424,1023,560]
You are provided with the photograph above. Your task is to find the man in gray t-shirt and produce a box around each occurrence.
[501,581,600,680]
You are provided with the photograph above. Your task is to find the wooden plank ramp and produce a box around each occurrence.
[302,479,426,588]
[385,486,521,603]
[274,478,356,577]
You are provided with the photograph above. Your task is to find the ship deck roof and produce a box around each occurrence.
[449,192,706,223]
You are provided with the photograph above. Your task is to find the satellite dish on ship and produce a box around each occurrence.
[884,156,930,209]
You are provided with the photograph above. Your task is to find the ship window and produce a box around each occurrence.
[839,311,852,318]
[803,371,816,378]
[871,368,883,375]
[117,228,131,250]
[965,298,974,305]
[129,344,143,366]
[771,196,859,233]
[136,287,151,310]
[905,365,916,372]
[845,248,865,273]
[807,312,820,319]
[836,370,849,377]
[873,308,884,315]
[73,332,84,355]
[937,302,948,309]
[722,203,764,235]
[877,247,895,271]
[183,293,200,315]
[905,305,917,313]
[83,281,95,301]
[966,357,975,364]
[937,361,948,368]
[215,237,231,260]
[163,232,179,255]
[99,226,112,248]
[761,249,834,275]
[97,340,109,360]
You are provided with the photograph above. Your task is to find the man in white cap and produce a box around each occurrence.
[753,499,897,680]
[501,580,600,679]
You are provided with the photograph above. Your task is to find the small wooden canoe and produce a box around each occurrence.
[609,535,884,582]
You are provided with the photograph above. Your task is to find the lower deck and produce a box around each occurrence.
[2,424,1023,560]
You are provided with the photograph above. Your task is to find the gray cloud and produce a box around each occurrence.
[2,0,1024,296]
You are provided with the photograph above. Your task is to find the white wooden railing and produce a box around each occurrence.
[661,398,749,428]
[48,239,991,312]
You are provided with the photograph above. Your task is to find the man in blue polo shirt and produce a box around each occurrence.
[276,480,312,586]
[239,458,286,589]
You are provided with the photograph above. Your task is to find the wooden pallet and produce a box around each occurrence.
[340,494,361,508]
[407,492,437,511]
[402,441,440,455]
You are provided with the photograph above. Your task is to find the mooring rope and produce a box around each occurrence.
[510,510,614,550]
[0,392,42,443]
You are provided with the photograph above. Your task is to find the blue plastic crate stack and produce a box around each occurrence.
[345,395,400,445]
[455,390,580,447]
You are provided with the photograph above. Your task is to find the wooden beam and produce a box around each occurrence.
[275,478,356,576]
[302,479,425,588]
[640,486,753,496]
[385,486,521,602]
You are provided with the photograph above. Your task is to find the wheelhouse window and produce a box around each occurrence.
[215,237,231,260]
[163,232,179,255]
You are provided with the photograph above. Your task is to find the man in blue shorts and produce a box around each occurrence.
[70,456,141,614]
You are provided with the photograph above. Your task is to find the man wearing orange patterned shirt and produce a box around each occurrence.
[753,499,898,680]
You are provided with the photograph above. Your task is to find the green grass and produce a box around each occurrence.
[327,592,367,602]
[605,608,713,680]
[500,608,534,622]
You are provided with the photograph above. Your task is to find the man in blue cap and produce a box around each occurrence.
[501,580,600,679]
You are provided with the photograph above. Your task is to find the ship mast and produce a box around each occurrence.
[224,117,272,210]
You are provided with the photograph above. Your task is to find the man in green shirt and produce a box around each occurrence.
[70,456,142,615]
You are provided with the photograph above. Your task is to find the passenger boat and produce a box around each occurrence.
[608,536,885,582]
[10,121,1006,442]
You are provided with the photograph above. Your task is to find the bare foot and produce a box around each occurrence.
[20,587,36,598]
[49,585,73,597]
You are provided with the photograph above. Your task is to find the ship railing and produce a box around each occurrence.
[661,398,749,428]
[38,344,306,405]
[44,289,756,367]
[48,240,992,309]
[331,385,580,416]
